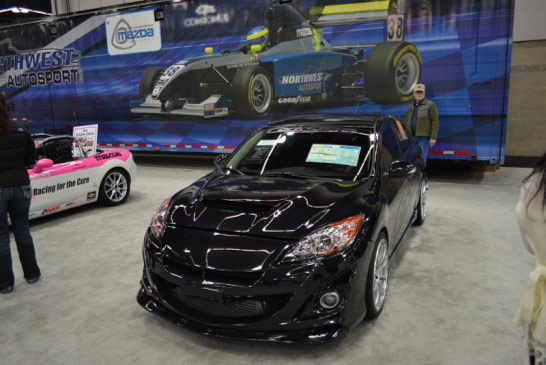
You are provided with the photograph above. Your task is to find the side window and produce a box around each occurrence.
[379,121,402,161]
[392,119,410,157]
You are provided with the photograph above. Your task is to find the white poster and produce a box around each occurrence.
[105,10,161,56]
[73,125,98,157]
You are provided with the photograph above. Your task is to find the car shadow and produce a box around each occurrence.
[426,161,485,185]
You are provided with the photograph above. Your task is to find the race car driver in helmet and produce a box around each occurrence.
[246,26,269,53]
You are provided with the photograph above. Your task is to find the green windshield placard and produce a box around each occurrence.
[256,139,277,146]
[306,144,361,167]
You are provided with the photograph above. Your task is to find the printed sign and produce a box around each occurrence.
[73,124,98,157]
[0,1,515,164]
[306,144,361,167]
[0,39,83,88]
[184,4,230,28]
[105,10,161,56]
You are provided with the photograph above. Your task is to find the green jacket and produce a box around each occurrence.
[404,98,439,140]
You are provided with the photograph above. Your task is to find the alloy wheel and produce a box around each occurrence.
[104,172,128,203]
[250,74,272,114]
[373,237,389,312]
[395,52,420,95]
[420,180,427,220]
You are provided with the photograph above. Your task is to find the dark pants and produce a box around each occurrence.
[0,185,40,289]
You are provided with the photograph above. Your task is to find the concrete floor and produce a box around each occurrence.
[0,156,535,364]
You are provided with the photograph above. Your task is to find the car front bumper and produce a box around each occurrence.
[137,228,372,343]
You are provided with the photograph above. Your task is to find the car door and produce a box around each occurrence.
[394,119,422,218]
[392,119,421,225]
[378,119,414,246]
[29,157,95,218]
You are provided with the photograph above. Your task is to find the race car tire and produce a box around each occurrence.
[232,66,273,119]
[364,41,422,105]
[139,67,164,98]
[98,168,131,206]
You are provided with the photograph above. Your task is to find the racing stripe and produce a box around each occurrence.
[320,1,389,15]
[248,75,254,106]
[247,28,269,41]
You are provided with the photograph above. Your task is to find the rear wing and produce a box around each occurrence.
[309,0,407,42]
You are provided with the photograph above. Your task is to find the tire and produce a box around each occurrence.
[365,232,388,319]
[364,41,422,104]
[139,67,163,98]
[232,66,273,119]
[98,169,131,206]
[414,178,427,225]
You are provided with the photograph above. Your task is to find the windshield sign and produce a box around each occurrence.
[306,144,361,167]
[227,129,373,180]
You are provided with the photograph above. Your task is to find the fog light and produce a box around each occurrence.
[319,292,340,309]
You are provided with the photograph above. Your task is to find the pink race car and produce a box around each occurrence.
[28,135,137,219]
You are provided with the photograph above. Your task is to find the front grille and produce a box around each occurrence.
[175,292,266,317]
[163,256,263,286]
[152,273,289,320]
[203,269,263,286]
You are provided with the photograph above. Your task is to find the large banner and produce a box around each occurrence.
[0,0,514,164]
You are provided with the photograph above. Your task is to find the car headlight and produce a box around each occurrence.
[150,199,170,241]
[283,215,364,262]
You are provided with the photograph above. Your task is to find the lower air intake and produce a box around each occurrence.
[175,293,265,317]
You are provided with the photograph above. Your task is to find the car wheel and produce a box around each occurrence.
[99,169,131,206]
[363,41,422,104]
[414,178,427,225]
[365,232,388,319]
[232,66,273,119]
[139,67,163,98]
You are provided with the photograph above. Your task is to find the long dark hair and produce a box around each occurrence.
[523,151,546,212]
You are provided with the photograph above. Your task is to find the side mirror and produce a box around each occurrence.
[388,160,416,177]
[33,158,54,173]
[214,154,228,169]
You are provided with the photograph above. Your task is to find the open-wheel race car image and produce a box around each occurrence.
[131,1,422,119]
[27,134,137,220]
[137,114,427,343]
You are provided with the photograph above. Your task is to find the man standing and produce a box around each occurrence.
[404,84,439,166]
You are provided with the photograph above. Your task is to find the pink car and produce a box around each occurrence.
[28,135,137,219]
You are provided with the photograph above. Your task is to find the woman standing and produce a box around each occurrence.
[514,151,546,364]
[0,93,41,294]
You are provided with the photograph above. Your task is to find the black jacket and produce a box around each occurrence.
[0,121,37,187]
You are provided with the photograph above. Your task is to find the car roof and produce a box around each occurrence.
[266,114,382,131]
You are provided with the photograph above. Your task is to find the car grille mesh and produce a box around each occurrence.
[175,292,265,317]
[153,272,290,320]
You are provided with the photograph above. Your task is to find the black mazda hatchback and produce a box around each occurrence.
[137,114,427,343]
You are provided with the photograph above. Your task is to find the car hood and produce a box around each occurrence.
[180,52,252,68]
[166,171,373,240]
[153,52,255,98]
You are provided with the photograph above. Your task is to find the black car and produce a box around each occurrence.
[137,114,427,343]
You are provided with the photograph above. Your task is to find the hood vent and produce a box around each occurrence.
[200,198,277,215]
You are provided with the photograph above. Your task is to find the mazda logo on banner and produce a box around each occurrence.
[105,10,161,56]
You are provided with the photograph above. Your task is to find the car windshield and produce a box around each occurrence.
[227,128,374,180]
[34,136,88,163]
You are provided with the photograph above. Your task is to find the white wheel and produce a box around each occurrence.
[99,169,130,206]
[365,233,388,319]
[414,179,427,225]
